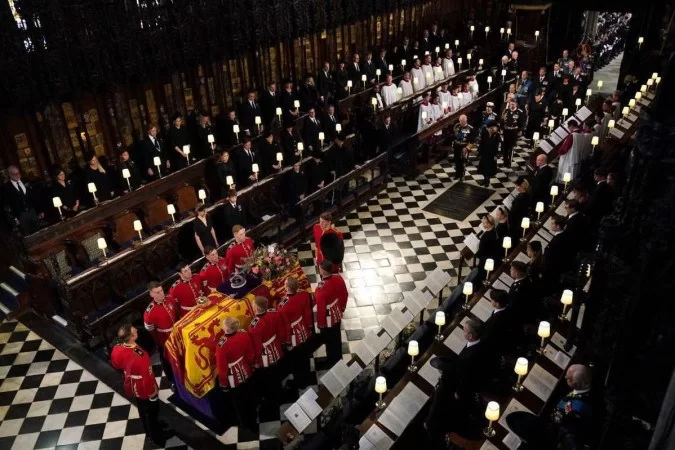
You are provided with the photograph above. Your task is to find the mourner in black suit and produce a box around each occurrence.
[483,289,516,358]
[542,215,575,293]
[317,62,336,104]
[136,125,170,180]
[508,261,538,326]
[234,139,257,188]
[563,199,588,253]
[299,76,319,111]
[530,154,554,208]
[280,82,301,122]
[286,162,308,221]
[509,177,532,241]
[302,108,323,151]
[167,114,190,171]
[347,53,363,85]
[587,169,615,230]
[222,189,248,233]
[259,82,279,129]
[321,105,339,142]
[375,48,390,75]
[2,166,43,233]
[196,113,216,160]
[425,320,488,449]
[239,91,262,137]
[378,115,397,154]
[306,152,328,193]
[495,206,510,242]
[334,62,350,100]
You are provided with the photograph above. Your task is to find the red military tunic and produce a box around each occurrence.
[143,296,179,347]
[169,275,204,316]
[110,343,157,400]
[277,291,313,347]
[200,257,229,290]
[248,309,288,368]
[215,330,256,388]
[315,274,348,328]
[225,238,255,274]
[312,224,343,267]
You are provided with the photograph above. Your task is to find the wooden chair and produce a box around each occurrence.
[174,184,199,217]
[141,197,170,231]
[110,211,142,248]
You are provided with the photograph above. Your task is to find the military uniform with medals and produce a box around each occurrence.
[143,295,178,383]
[500,106,525,165]
[315,273,348,364]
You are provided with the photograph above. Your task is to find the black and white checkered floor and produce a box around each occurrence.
[1,137,541,449]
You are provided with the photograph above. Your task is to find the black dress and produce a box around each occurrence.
[478,132,499,181]
[193,216,216,249]
[52,180,79,210]
[118,159,142,192]
[85,167,114,203]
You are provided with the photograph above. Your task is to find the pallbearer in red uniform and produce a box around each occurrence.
[143,281,177,386]
[111,325,172,446]
[225,225,255,274]
[248,296,288,406]
[315,259,349,364]
[169,261,204,316]
[312,212,344,272]
[277,276,314,388]
[200,246,228,291]
[214,317,257,430]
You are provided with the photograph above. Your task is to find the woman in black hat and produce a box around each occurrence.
[478,120,500,187]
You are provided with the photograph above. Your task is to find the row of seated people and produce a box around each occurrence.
[424,315,596,449]
[134,258,348,439]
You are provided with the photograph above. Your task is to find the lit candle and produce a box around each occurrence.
[535,202,545,223]
[225,176,233,188]
[484,401,500,437]
[520,217,530,241]
[478,58,484,67]
[401,59,407,68]
[297,142,304,157]
[470,25,474,36]
[374,376,387,409]
[550,185,559,207]
[167,204,176,225]
[467,53,472,62]
[487,75,492,89]
[122,168,132,191]
[413,77,419,86]
[622,106,629,116]
[563,172,572,191]
[435,46,440,55]
[276,152,283,168]
[198,189,207,204]
[537,321,550,354]
[535,30,540,42]
[502,236,512,262]
[434,311,446,341]
[407,340,419,372]
[656,77,661,86]
[397,86,403,99]
[232,125,240,144]
[483,258,494,286]
[388,64,393,72]
[442,101,448,112]
[548,119,555,133]
[501,69,506,81]
[628,99,636,108]
[454,39,459,47]
[252,163,259,183]
[499,27,504,38]
[154,156,162,177]
[421,111,427,120]
[276,107,282,120]
[637,36,644,49]
[293,100,300,109]
[53,197,63,220]
[575,98,582,110]
[532,131,540,147]
[608,119,615,129]
[591,136,599,149]
[462,281,473,310]
[635,92,642,100]
[560,289,573,320]
[597,80,603,89]
[254,116,262,133]
[318,131,325,147]
[507,27,511,37]
[646,79,653,87]
[458,57,463,69]
[347,79,353,94]
[425,71,432,81]
[371,97,378,107]
[484,26,490,38]
[133,219,143,243]
[513,358,528,392]
[335,123,342,133]
[88,182,98,204]
[183,145,190,164]
[97,237,108,261]
[562,108,569,120]
[207,133,215,144]
[652,72,658,80]
[586,88,592,101]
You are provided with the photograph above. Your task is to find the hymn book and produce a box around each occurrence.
[418,357,442,387]
[522,364,558,401]
[284,403,312,431]
[471,297,495,322]
[360,424,394,450]
[443,327,466,354]
[463,233,481,255]
[426,268,452,295]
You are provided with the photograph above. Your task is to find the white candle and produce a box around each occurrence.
[226,176,233,187]
[435,46,440,54]
[293,100,300,109]
[597,80,603,89]
[622,106,629,116]
[198,189,207,204]
[591,136,599,147]
[535,202,544,213]
[499,27,504,36]
[88,182,97,193]
[628,99,636,108]
[444,43,449,50]
[53,197,62,208]
[501,69,506,79]
[652,72,658,80]
[252,163,259,173]
[563,172,572,183]
[167,204,176,224]
[276,152,283,162]
[401,59,407,67]
[562,108,569,118]
[97,237,107,250]
[435,311,446,326]
[153,156,161,167]
[122,168,130,179]
[507,28,511,36]
[276,107,282,118]
[183,144,190,164]
[548,119,555,130]
[335,123,342,132]
[463,281,473,296]
[318,132,325,145]
[133,219,143,231]
[485,26,490,34]
[521,217,530,229]
[478,58,483,66]
[608,120,615,129]
[484,258,494,272]
[232,124,239,134]
[388,64,393,72]
[454,39,459,46]
[207,133,215,143]
[532,131,540,143]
